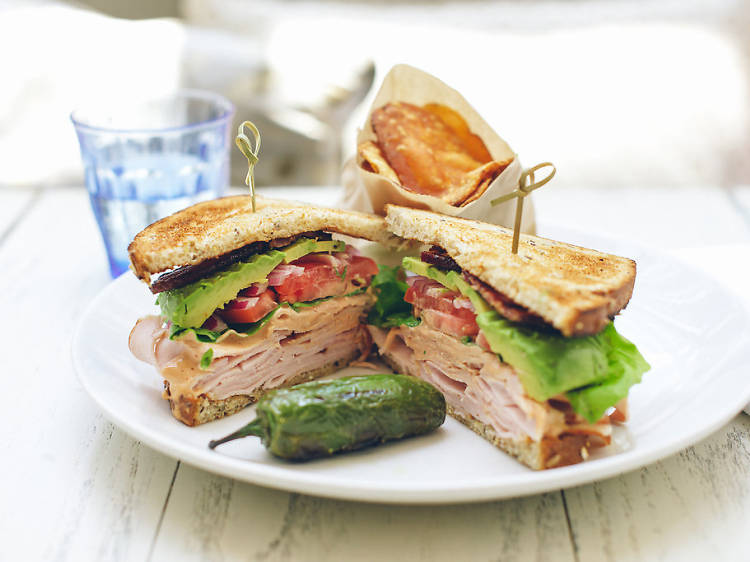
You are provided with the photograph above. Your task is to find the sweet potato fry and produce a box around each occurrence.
[360,101,510,206]
[423,103,492,164]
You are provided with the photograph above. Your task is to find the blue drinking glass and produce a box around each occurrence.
[71,91,235,277]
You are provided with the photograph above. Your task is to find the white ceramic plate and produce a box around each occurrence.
[72,228,750,504]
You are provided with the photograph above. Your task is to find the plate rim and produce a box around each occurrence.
[71,229,750,504]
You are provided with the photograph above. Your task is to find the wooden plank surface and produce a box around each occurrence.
[152,465,575,562]
[553,185,750,562]
[726,185,750,228]
[0,187,37,243]
[565,416,750,562]
[0,189,177,562]
[2,186,750,562]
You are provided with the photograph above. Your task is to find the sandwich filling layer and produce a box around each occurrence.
[131,294,373,403]
[366,251,649,465]
[368,323,611,444]
[391,254,649,423]
[129,235,380,425]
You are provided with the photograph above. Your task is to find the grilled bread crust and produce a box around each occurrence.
[446,405,593,470]
[384,205,636,336]
[129,195,405,284]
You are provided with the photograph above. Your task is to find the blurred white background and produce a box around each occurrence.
[2,0,749,189]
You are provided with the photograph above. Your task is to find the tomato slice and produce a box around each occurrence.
[405,276,478,338]
[347,255,379,284]
[219,289,278,324]
[213,250,378,324]
[273,252,377,304]
[274,261,346,304]
[476,330,491,352]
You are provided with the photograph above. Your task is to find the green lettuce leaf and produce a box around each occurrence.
[199,348,214,370]
[476,312,649,423]
[170,306,280,342]
[565,328,650,423]
[366,265,420,328]
[287,288,365,312]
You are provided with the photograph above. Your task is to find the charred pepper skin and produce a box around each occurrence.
[209,374,446,460]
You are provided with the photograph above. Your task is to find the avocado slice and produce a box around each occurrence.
[158,238,346,329]
[157,251,285,328]
[477,313,648,422]
[475,311,612,400]
[282,239,345,263]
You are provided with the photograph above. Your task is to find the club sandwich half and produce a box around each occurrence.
[367,205,650,470]
[128,195,402,426]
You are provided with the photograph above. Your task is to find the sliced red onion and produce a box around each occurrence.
[225,296,259,310]
[240,282,268,297]
[344,244,361,257]
[202,314,228,331]
[476,330,491,352]
[405,274,421,286]
[293,252,341,267]
[453,297,474,311]
[425,284,451,298]
[267,264,305,286]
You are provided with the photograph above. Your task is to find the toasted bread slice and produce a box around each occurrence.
[447,405,595,470]
[384,205,636,337]
[129,195,404,284]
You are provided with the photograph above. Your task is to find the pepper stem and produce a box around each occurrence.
[208,418,265,449]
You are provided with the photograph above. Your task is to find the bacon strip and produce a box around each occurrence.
[462,272,553,331]
[421,246,461,272]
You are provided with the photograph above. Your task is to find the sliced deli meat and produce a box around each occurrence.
[129,294,374,426]
[369,322,612,468]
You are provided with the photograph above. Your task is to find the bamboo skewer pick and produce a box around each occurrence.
[490,162,556,254]
[235,121,261,212]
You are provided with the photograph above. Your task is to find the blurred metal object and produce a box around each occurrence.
[299,61,375,180]
[258,60,375,187]
[233,60,375,187]
[305,61,375,132]
[180,24,375,187]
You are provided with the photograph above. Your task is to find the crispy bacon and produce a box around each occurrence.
[462,272,553,331]
[421,246,461,272]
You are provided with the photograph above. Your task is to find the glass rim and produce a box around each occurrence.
[70,89,235,135]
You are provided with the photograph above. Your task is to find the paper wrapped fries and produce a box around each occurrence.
[342,64,535,233]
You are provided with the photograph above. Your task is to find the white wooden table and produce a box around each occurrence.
[2,184,749,562]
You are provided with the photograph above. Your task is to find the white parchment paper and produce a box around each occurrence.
[341,64,535,233]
